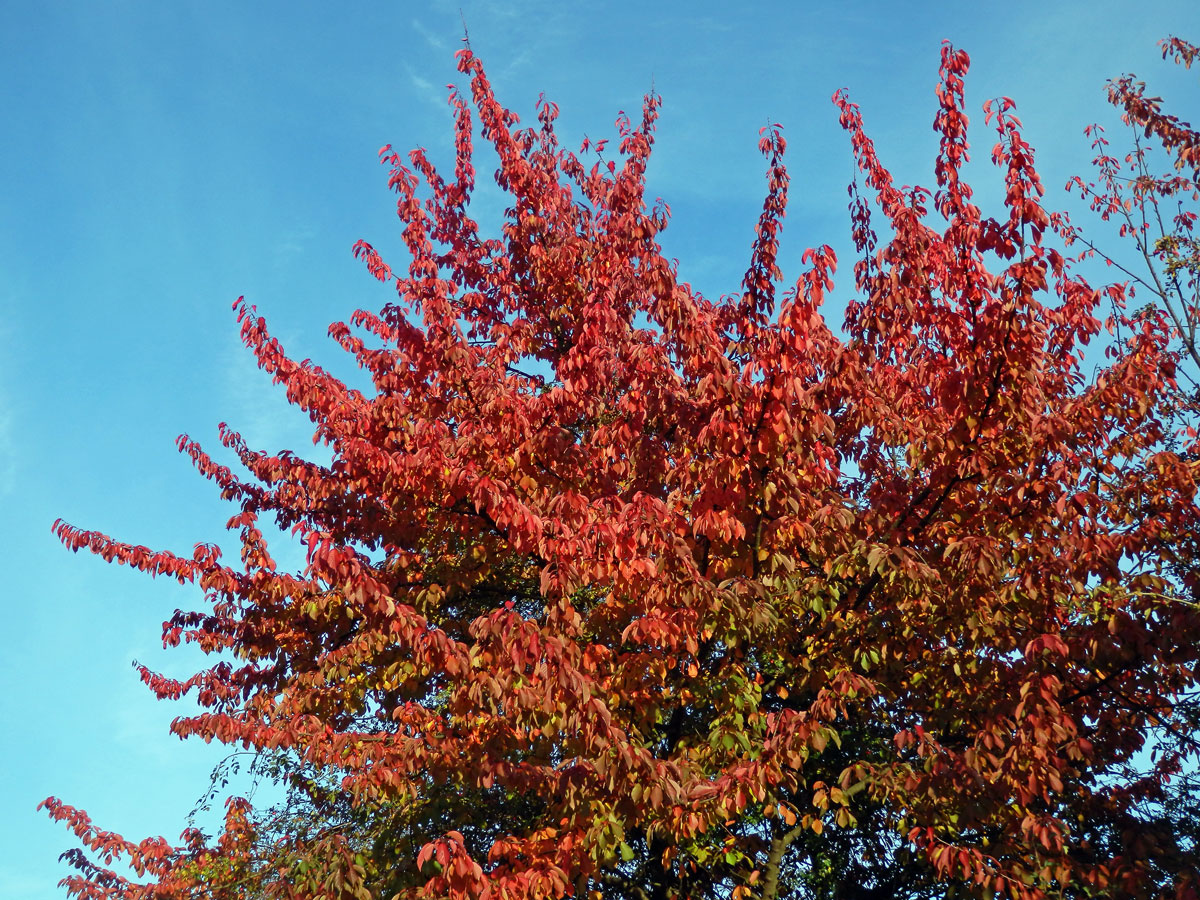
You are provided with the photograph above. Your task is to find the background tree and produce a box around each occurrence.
[1068,38,1199,378]
[1063,34,1200,895]
[44,40,1200,900]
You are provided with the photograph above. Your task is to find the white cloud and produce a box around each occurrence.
[407,68,448,109]
[220,334,299,452]
[410,17,447,51]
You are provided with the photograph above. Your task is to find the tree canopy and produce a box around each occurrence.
[44,38,1200,900]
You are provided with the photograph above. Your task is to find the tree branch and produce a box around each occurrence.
[761,821,807,900]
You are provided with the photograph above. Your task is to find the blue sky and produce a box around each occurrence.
[2,1,1196,897]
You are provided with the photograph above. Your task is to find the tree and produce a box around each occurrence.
[1067,37,1199,389]
[44,40,1200,900]
[1060,34,1200,896]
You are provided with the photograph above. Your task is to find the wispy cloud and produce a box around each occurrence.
[219,334,310,458]
[500,47,535,80]
[406,67,449,109]
[271,226,316,277]
[411,17,447,51]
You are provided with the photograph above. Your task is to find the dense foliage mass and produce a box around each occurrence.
[45,39,1200,900]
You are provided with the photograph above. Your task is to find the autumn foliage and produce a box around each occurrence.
[1068,37,1200,394]
[44,39,1200,900]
